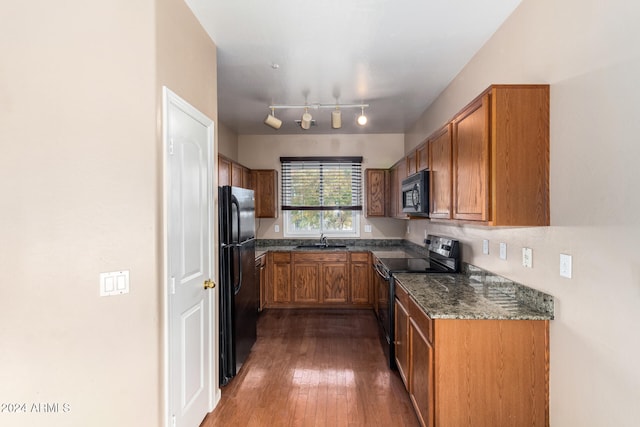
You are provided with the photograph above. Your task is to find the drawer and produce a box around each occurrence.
[409,297,433,344]
[350,252,370,263]
[395,283,410,307]
[293,252,348,263]
[272,252,291,263]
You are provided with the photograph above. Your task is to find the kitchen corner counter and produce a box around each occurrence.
[394,265,554,321]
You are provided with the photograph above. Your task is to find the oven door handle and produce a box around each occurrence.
[373,263,390,281]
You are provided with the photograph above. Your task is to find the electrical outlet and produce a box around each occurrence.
[560,254,572,278]
[274,224,280,233]
[482,239,489,255]
[522,247,533,268]
[424,229,428,239]
[499,242,507,260]
[364,224,372,233]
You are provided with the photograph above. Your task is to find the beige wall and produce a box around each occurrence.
[405,0,640,425]
[0,1,217,426]
[217,122,238,160]
[238,133,407,239]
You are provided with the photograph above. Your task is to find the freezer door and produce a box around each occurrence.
[230,186,255,243]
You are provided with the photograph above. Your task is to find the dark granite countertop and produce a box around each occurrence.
[254,239,429,259]
[394,265,554,321]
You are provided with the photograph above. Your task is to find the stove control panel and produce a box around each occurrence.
[425,235,460,259]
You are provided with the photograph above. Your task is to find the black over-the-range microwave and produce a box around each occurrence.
[401,170,429,216]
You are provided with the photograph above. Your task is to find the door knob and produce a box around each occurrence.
[204,279,216,289]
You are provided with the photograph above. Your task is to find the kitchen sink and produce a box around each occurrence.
[295,244,347,249]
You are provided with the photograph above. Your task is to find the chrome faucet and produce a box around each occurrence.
[320,233,328,245]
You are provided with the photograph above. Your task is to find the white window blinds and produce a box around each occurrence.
[280,157,363,211]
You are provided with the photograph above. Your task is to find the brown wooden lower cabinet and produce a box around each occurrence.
[256,253,267,311]
[350,252,371,305]
[267,252,291,304]
[264,251,373,308]
[394,284,410,387]
[396,285,549,427]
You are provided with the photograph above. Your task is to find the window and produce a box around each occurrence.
[281,156,362,237]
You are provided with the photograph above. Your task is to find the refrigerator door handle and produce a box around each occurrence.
[231,194,241,244]
[234,244,243,294]
[230,194,243,294]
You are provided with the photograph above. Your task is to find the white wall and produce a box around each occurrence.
[405,0,640,425]
[238,133,407,239]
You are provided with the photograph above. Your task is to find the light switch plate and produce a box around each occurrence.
[522,247,533,268]
[482,239,489,255]
[560,254,572,278]
[274,224,280,233]
[100,270,129,296]
[499,242,507,260]
[364,224,372,233]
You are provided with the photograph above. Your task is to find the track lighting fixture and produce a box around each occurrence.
[300,108,312,130]
[357,106,367,126]
[263,103,369,130]
[331,107,342,129]
[263,107,282,129]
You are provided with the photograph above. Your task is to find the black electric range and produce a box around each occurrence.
[373,235,460,369]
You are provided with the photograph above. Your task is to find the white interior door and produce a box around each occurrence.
[163,87,218,427]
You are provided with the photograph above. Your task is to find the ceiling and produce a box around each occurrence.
[184,0,522,135]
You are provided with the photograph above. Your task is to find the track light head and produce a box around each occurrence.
[264,108,282,129]
[331,108,342,129]
[357,106,367,126]
[301,108,312,130]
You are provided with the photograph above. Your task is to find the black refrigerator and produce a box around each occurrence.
[219,185,258,386]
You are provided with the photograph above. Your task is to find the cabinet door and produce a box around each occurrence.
[365,169,387,217]
[253,170,278,218]
[395,298,410,388]
[293,263,319,303]
[350,261,371,305]
[218,156,232,187]
[389,160,407,219]
[410,317,434,427]
[429,125,453,219]
[242,167,252,190]
[321,263,348,303]
[388,166,398,218]
[231,162,243,187]
[406,151,417,176]
[256,255,267,311]
[452,94,490,221]
[270,254,291,304]
[417,143,429,172]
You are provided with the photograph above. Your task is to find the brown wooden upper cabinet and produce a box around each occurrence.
[218,155,232,187]
[218,154,251,189]
[428,124,453,219]
[406,150,417,176]
[218,155,278,218]
[252,169,278,218]
[365,168,388,217]
[389,158,407,219]
[416,142,429,172]
[452,84,549,226]
[231,161,244,187]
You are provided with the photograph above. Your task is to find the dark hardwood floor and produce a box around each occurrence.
[201,309,419,427]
